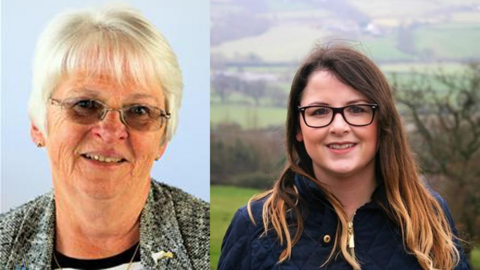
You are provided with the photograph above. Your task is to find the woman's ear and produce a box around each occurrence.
[30,123,46,147]
[296,131,303,142]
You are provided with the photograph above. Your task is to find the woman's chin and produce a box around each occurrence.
[319,162,357,177]
[72,176,127,200]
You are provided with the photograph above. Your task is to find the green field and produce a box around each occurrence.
[347,0,480,20]
[211,186,261,270]
[472,248,480,269]
[451,11,480,24]
[361,35,416,62]
[261,9,331,20]
[211,186,480,269]
[225,65,294,74]
[211,24,333,62]
[414,23,480,59]
[350,0,441,19]
[380,62,468,74]
[211,104,286,129]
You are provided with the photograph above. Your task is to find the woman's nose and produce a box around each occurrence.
[329,112,350,134]
[92,110,128,142]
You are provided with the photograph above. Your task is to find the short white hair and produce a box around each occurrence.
[28,4,182,141]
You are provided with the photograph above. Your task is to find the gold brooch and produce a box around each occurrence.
[151,250,174,263]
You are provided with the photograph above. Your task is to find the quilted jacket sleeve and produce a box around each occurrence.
[432,192,471,270]
[218,206,253,270]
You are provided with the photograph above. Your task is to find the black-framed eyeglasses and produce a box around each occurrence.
[298,104,378,128]
[49,98,171,132]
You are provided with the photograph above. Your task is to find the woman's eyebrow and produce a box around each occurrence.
[346,99,371,105]
[65,89,160,105]
[304,99,371,106]
[66,88,102,98]
[127,93,160,104]
[305,101,329,106]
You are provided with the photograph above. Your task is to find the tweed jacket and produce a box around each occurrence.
[0,179,210,270]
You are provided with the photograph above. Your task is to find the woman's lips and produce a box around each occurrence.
[82,153,125,163]
[81,153,127,168]
[326,143,357,154]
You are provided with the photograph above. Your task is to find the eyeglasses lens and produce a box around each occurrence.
[62,99,165,131]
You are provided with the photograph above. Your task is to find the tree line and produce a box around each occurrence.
[211,72,288,107]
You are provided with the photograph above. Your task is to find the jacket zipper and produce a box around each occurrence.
[347,215,356,260]
[348,199,371,264]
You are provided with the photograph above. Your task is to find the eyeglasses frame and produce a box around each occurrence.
[49,98,171,131]
[298,103,378,128]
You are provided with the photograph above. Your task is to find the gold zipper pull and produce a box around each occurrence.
[348,222,355,248]
[348,221,355,260]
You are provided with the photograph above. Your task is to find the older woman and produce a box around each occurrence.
[0,5,209,270]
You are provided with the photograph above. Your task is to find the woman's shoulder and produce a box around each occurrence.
[426,188,454,220]
[149,180,210,269]
[0,192,54,230]
[150,179,209,210]
[0,192,54,261]
[223,196,269,242]
[427,189,449,207]
[219,195,279,269]
[149,179,209,228]
[426,188,471,269]
[237,196,267,223]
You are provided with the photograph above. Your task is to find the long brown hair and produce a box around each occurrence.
[248,44,460,269]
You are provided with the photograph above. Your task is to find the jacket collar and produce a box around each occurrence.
[14,180,191,269]
[294,173,389,211]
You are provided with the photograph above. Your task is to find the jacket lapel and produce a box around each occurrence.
[139,181,193,269]
[11,192,55,270]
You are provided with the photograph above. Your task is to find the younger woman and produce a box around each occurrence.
[218,45,469,269]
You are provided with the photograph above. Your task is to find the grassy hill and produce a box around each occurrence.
[210,186,261,269]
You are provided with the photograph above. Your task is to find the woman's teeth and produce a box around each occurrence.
[329,144,354,149]
[84,154,122,163]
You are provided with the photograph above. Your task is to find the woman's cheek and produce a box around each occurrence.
[128,135,158,177]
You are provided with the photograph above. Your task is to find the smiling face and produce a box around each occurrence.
[296,70,378,181]
[31,74,167,200]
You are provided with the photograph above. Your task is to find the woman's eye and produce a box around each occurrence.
[349,106,366,114]
[74,100,101,110]
[312,108,329,115]
[130,105,150,116]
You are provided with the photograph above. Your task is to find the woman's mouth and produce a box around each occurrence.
[81,153,126,163]
[328,143,355,150]
[326,143,357,153]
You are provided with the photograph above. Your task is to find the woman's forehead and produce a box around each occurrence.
[55,72,164,102]
[301,70,369,104]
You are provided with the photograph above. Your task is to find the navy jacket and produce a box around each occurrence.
[219,174,470,269]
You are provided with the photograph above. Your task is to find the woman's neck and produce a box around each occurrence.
[314,165,377,220]
[53,178,150,259]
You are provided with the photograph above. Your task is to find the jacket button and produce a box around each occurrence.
[323,235,331,243]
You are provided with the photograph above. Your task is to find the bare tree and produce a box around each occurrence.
[212,74,242,103]
[246,80,267,106]
[393,63,480,258]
